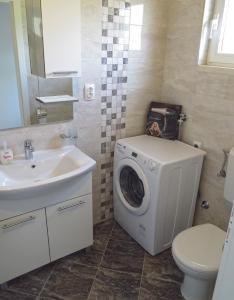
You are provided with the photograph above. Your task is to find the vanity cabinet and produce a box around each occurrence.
[0,209,50,284]
[46,195,93,261]
[26,0,81,78]
[0,194,93,284]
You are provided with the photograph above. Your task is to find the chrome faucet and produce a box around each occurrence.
[24,140,34,160]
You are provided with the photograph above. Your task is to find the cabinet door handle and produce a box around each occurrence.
[2,215,36,230]
[51,71,78,76]
[57,200,86,212]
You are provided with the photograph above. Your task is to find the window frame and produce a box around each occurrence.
[207,0,234,67]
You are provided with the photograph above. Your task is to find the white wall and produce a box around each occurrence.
[0,3,23,130]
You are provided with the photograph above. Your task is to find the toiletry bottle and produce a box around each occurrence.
[0,141,14,165]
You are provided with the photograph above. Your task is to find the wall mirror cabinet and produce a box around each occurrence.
[0,0,81,130]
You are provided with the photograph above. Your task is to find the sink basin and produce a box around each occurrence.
[0,145,96,193]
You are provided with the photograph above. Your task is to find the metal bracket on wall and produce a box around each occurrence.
[178,113,187,125]
[201,200,209,209]
[178,113,187,140]
[217,149,230,178]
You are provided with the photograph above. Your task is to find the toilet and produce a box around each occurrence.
[172,223,226,300]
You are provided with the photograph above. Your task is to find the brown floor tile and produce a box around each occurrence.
[4,263,54,297]
[41,261,97,300]
[111,222,135,242]
[57,248,103,268]
[101,238,144,274]
[143,249,183,283]
[92,236,109,253]
[39,297,64,300]
[94,220,114,237]
[139,276,184,300]
[39,297,60,300]
[0,289,36,299]
[89,268,140,300]
[93,220,114,252]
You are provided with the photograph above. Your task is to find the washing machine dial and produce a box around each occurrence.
[116,143,125,154]
[148,160,158,171]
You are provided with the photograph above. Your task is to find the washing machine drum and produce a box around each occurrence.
[115,159,150,215]
[120,166,144,207]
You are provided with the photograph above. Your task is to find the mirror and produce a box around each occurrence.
[0,0,75,131]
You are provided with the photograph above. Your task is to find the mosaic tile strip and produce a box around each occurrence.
[100,0,130,221]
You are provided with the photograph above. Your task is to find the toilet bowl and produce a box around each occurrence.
[172,224,226,300]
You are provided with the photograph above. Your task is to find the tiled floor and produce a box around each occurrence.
[0,220,184,300]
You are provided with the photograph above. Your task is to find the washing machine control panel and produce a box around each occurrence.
[116,143,126,154]
[116,143,159,172]
[117,143,140,159]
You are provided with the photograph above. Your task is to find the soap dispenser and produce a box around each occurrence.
[0,141,14,165]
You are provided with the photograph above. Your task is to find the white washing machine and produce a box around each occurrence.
[113,135,205,255]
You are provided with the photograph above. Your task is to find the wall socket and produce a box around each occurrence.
[193,141,202,149]
[84,83,95,101]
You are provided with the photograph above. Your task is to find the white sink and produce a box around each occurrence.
[0,145,96,195]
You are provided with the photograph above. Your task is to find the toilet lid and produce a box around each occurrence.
[172,224,226,273]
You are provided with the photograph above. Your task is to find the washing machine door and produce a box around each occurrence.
[115,158,150,215]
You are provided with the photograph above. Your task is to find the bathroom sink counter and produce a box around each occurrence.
[0,145,96,220]
[0,145,96,191]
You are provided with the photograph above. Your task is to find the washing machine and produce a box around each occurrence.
[113,135,205,255]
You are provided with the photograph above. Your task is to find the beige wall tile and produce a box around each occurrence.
[126,0,168,136]
[161,0,233,230]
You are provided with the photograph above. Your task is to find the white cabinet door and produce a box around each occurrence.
[0,209,50,284]
[26,0,81,78]
[41,0,81,77]
[46,195,93,262]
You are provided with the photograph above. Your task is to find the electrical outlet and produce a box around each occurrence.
[193,141,202,149]
[84,84,95,101]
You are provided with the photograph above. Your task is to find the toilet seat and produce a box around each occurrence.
[172,224,226,277]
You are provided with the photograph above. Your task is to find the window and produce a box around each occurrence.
[207,0,234,67]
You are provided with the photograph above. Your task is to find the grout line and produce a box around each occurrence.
[98,221,115,268]
[137,251,146,300]
[87,221,115,300]
[37,263,57,298]
[62,259,98,269]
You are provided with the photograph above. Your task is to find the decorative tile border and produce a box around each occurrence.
[100,0,130,221]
